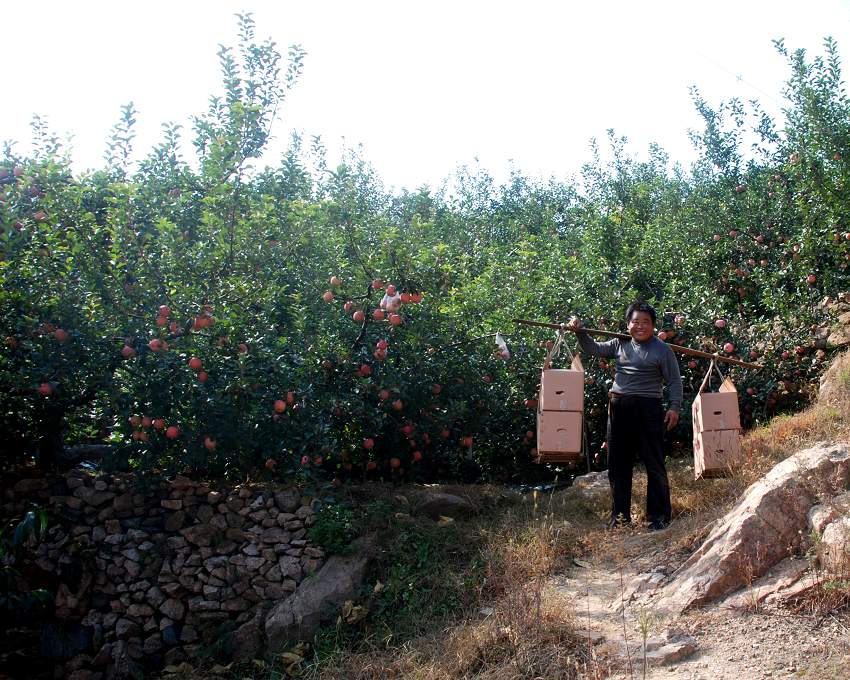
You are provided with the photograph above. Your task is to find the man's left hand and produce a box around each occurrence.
[664,410,679,431]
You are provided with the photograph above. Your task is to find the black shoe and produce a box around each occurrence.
[649,518,670,531]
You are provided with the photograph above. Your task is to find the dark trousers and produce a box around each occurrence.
[607,394,671,524]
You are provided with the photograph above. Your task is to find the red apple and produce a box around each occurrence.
[363,438,375,450]
[153,419,165,430]
[197,371,208,383]
[322,291,334,303]
[204,437,217,450]
[714,319,727,329]
[265,458,277,469]
[165,426,180,440]
[372,309,385,320]
[431,384,442,395]
[723,342,734,353]
[806,274,817,284]
[329,275,342,287]
[388,313,402,326]
[274,400,286,413]
[352,310,365,322]
[121,345,136,359]
[188,357,203,371]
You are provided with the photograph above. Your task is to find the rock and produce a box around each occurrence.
[111,639,144,680]
[265,537,374,651]
[229,607,266,660]
[143,633,163,655]
[159,598,186,620]
[722,557,810,609]
[115,618,140,639]
[819,515,850,575]
[278,556,302,580]
[413,491,475,519]
[261,527,290,543]
[658,442,850,613]
[818,349,850,405]
[274,489,301,513]
[180,523,218,547]
[643,633,699,664]
[827,326,850,348]
[164,510,186,532]
[570,470,610,499]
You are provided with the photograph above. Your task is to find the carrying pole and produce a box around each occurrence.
[512,318,763,371]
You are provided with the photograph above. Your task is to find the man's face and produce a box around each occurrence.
[627,310,654,342]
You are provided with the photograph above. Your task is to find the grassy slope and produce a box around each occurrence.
[183,354,850,680]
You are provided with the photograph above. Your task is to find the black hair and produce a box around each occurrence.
[625,301,657,325]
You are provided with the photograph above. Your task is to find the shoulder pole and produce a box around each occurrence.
[512,318,763,371]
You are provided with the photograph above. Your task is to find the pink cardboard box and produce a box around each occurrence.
[693,428,742,479]
[537,410,583,457]
[692,377,740,432]
[539,355,584,412]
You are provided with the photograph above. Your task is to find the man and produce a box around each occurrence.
[568,302,682,530]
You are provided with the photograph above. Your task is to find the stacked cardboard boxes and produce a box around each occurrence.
[692,376,742,479]
[536,355,584,464]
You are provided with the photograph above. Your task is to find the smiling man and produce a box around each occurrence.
[568,302,682,530]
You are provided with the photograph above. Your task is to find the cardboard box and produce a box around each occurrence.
[692,377,740,432]
[693,429,741,479]
[536,410,583,458]
[539,355,584,412]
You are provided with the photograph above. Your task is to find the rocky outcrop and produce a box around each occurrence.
[265,539,374,652]
[818,348,850,406]
[658,442,850,613]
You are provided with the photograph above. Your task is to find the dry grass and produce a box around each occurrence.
[300,489,613,680]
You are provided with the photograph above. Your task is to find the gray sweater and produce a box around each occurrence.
[575,332,683,411]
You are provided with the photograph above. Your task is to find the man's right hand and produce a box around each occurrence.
[566,316,583,331]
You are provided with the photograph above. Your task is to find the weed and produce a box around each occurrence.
[307,504,357,556]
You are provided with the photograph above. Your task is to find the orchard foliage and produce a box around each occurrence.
[1,22,848,483]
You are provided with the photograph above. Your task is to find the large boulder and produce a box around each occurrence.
[570,470,610,500]
[412,491,475,519]
[264,538,374,653]
[658,442,850,613]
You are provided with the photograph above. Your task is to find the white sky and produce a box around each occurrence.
[2,1,849,191]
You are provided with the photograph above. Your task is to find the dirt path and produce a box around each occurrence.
[552,533,850,680]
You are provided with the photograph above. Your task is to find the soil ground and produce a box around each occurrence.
[554,527,850,680]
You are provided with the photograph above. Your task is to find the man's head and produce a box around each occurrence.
[625,301,656,343]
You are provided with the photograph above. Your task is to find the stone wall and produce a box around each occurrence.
[3,470,325,679]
